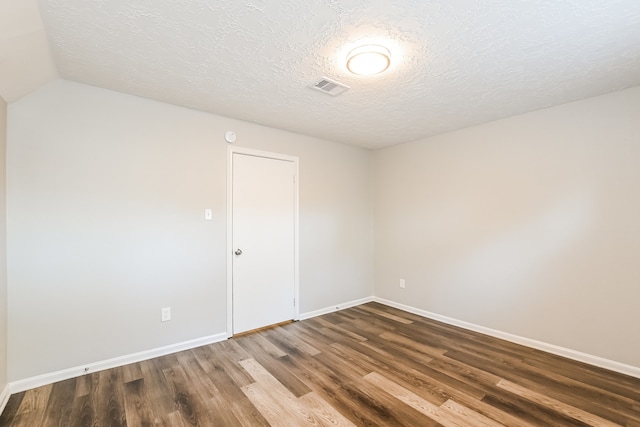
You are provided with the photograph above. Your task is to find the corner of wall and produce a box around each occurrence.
[0,95,9,413]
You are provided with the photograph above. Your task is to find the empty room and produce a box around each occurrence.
[1,1,639,426]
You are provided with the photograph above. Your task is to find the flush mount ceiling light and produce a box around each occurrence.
[346,44,391,76]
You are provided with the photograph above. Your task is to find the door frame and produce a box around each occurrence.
[226,146,300,337]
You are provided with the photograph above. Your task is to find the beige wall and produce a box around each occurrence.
[7,80,373,381]
[374,86,640,367]
[6,77,638,384]
[0,96,7,395]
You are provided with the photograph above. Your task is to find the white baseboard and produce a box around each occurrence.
[0,383,10,415]
[9,332,228,394]
[8,296,374,396]
[299,296,374,320]
[7,296,639,399]
[374,297,640,379]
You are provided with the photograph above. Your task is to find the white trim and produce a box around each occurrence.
[9,333,227,394]
[0,383,10,415]
[226,147,233,337]
[5,298,638,400]
[299,296,374,320]
[373,297,640,379]
[226,146,300,336]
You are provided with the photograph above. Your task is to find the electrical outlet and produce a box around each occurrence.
[205,209,212,220]
[399,279,405,289]
[161,307,171,322]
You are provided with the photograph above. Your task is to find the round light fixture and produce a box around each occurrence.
[346,44,391,76]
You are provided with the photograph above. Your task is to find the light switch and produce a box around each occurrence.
[205,209,212,220]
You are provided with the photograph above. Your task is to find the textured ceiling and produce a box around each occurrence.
[38,0,640,149]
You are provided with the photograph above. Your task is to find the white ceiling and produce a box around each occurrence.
[10,1,640,148]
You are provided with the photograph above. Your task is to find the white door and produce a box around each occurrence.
[231,151,297,334]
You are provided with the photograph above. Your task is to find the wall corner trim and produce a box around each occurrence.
[299,296,374,320]
[8,332,228,394]
[373,297,640,379]
[0,383,10,416]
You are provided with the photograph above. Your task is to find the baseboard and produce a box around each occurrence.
[0,383,10,416]
[299,296,374,320]
[8,297,638,396]
[373,297,640,379]
[8,297,373,395]
[9,332,228,394]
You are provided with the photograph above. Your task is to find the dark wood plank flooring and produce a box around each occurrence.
[1,302,639,426]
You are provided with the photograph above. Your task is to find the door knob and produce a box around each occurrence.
[235,249,243,255]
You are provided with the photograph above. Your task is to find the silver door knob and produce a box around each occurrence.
[235,249,243,255]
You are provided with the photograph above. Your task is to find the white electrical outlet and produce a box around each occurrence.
[399,279,406,289]
[161,307,171,322]
[205,209,212,220]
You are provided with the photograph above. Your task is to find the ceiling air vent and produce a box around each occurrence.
[310,77,350,96]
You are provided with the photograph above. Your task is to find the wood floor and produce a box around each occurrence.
[1,302,639,426]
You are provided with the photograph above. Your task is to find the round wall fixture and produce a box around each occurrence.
[224,131,237,143]
[346,45,391,76]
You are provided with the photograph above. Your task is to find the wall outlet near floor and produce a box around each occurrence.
[161,307,171,322]
[399,279,406,289]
